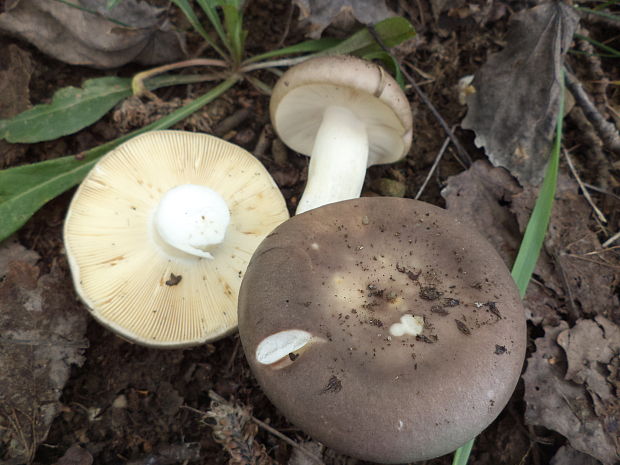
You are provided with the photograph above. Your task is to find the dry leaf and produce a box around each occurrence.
[0,0,185,69]
[550,445,602,465]
[462,2,579,185]
[512,175,620,324]
[0,246,88,463]
[293,0,393,38]
[441,160,522,267]
[53,444,94,465]
[523,320,619,464]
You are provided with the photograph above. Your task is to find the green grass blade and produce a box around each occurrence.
[451,69,565,465]
[196,0,229,53]
[452,439,474,465]
[0,76,239,242]
[574,32,620,58]
[245,38,341,63]
[170,0,228,60]
[510,71,564,297]
[361,51,404,87]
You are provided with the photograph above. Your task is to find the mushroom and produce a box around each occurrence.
[64,130,289,348]
[270,55,413,213]
[238,197,526,463]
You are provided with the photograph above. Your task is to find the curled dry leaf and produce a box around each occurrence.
[523,320,620,464]
[461,2,579,185]
[0,243,88,463]
[293,0,393,38]
[0,0,185,69]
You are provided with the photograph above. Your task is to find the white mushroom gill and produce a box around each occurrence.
[154,184,230,259]
[296,106,369,214]
[389,314,424,337]
[256,329,314,365]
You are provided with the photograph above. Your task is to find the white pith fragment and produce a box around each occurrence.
[389,314,424,337]
[154,184,230,259]
[256,329,313,365]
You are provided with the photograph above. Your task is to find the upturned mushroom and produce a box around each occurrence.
[238,197,526,463]
[64,130,289,348]
[270,55,413,213]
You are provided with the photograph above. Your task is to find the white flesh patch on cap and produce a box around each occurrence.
[256,329,313,365]
[389,314,424,337]
[154,184,230,259]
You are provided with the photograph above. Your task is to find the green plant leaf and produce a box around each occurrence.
[0,77,132,144]
[0,74,223,145]
[361,51,405,87]
[0,76,239,242]
[319,17,415,57]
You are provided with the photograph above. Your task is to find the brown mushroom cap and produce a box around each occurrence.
[270,55,413,166]
[238,197,526,463]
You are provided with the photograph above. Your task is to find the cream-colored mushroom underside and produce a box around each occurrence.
[64,131,289,347]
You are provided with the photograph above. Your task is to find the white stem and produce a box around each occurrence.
[296,105,369,214]
[154,184,230,259]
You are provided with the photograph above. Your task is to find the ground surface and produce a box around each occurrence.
[0,1,619,465]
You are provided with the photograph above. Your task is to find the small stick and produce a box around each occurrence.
[563,149,607,225]
[565,71,620,153]
[213,107,252,137]
[415,133,451,200]
[583,183,620,202]
[251,416,324,464]
[367,25,472,167]
[602,230,620,248]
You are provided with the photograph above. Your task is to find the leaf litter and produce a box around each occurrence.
[462,2,580,185]
[0,241,88,464]
[0,0,185,69]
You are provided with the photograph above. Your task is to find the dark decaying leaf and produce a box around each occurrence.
[523,320,620,464]
[0,0,185,69]
[293,0,393,38]
[461,2,579,185]
[441,159,522,267]
[0,243,88,464]
[0,43,33,168]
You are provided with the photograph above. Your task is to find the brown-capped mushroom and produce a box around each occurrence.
[64,130,289,348]
[270,55,413,213]
[238,197,526,463]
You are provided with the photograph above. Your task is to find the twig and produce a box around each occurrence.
[415,133,451,199]
[583,183,620,202]
[563,149,607,225]
[565,71,620,153]
[276,2,294,49]
[251,417,324,464]
[213,107,253,137]
[367,25,472,167]
[602,230,620,248]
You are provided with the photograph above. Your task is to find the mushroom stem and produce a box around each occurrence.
[154,184,230,259]
[296,106,369,214]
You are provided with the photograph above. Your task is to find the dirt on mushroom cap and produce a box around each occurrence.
[238,197,527,463]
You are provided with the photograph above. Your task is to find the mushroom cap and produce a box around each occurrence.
[238,197,526,463]
[270,55,413,166]
[64,130,289,348]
